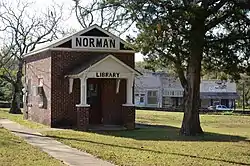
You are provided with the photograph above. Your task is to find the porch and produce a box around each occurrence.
[65,54,141,131]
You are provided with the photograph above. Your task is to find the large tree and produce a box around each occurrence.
[72,0,135,36]
[0,0,64,114]
[237,74,250,109]
[96,0,250,135]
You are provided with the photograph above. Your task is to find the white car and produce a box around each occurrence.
[208,105,232,111]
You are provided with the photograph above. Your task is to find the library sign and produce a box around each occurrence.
[95,72,120,78]
[72,36,120,50]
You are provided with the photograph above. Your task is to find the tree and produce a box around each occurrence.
[237,74,250,109]
[0,78,12,101]
[97,0,250,135]
[72,0,135,36]
[0,0,64,114]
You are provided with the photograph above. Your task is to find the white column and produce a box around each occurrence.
[69,78,74,94]
[76,76,90,107]
[123,75,134,106]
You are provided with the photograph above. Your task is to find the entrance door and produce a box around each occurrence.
[87,79,102,124]
[101,79,125,125]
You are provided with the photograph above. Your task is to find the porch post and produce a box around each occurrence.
[76,75,90,131]
[122,74,135,130]
[77,76,89,106]
[125,75,134,105]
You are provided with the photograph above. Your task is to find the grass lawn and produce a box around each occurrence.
[43,110,250,166]
[1,109,250,166]
[0,127,64,166]
[0,109,47,129]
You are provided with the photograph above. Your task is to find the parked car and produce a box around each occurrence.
[208,105,232,111]
[208,105,216,111]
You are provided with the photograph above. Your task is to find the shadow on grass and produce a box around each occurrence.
[91,123,250,142]
[10,130,250,166]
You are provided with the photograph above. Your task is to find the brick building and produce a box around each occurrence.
[23,25,141,131]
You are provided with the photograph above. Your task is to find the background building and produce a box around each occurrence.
[134,71,239,109]
[200,80,239,108]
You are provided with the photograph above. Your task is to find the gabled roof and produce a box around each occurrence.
[66,54,142,77]
[135,73,161,89]
[24,24,134,57]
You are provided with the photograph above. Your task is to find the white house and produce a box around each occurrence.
[134,71,239,109]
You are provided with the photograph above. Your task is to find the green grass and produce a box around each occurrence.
[1,109,250,166]
[0,109,47,129]
[43,110,250,166]
[0,127,64,166]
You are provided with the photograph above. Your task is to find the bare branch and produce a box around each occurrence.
[73,0,135,36]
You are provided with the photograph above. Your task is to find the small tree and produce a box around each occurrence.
[0,0,64,114]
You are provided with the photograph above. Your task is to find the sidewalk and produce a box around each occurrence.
[0,118,115,166]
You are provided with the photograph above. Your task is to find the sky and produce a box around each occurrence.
[29,0,144,61]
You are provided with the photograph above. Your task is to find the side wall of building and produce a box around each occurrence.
[24,51,52,126]
[50,51,134,127]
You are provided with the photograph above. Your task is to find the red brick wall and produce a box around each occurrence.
[50,51,134,127]
[24,51,52,126]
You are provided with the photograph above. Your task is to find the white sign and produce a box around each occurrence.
[72,36,120,50]
[95,72,120,78]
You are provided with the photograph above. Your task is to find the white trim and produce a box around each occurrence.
[76,104,90,107]
[67,72,133,79]
[116,79,121,94]
[76,54,141,77]
[122,104,135,107]
[54,24,129,47]
[24,48,50,57]
[51,47,135,53]
[69,78,74,94]
[24,47,136,58]
[125,75,134,105]
[23,24,133,58]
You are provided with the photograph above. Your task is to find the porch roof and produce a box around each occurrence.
[65,54,142,77]
[200,92,240,99]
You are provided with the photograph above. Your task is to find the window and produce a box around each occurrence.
[135,94,139,97]
[140,97,144,103]
[162,96,172,107]
[147,90,158,104]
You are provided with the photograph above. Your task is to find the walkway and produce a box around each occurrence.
[0,119,115,166]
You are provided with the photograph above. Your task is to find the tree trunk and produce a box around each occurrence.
[180,17,205,136]
[9,60,23,114]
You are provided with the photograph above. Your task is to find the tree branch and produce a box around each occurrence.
[208,0,227,15]
[205,9,234,31]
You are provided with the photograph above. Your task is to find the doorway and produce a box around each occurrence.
[87,78,125,125]
[87,79,102,124]
[101,79,125,125]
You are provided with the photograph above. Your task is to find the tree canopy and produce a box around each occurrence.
[95,0,250,135]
